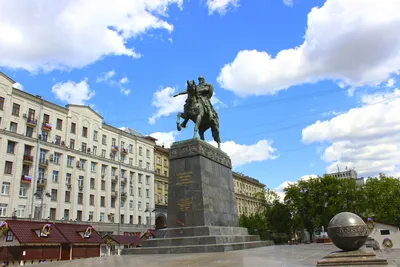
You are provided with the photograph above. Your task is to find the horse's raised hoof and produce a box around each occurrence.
[176,123,182,131]
[181,123,186,128]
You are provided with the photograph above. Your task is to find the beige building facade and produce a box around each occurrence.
[233,172,265,216]
[153,145,169,229]
[0,72,155,235]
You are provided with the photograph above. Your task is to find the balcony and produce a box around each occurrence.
[111,145,119,152]
[39,158,49,167]
[21,175,32,184]
[120,148,128,155]
[37,178,47,188]
[26,117,38,127]
[111,191,118,197]
[42,122,52,131]
[23,154,34,164]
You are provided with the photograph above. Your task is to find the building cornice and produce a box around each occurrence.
[233,172,266,187]
[13,89,68,114]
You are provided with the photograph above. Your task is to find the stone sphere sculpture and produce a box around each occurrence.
[327,212,370,251]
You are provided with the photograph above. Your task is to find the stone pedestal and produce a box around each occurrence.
[122,139,272,255]
[316,248,390,266]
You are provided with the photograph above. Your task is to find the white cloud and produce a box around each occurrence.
[119,77,129,84]
[51,79,95,105]
[321,110,343,117]
[97,70,131,95]
[120,87,131,96]
[150,131,178,148]
[283,0,293,7]
[302,89,400,177]
[206,0,239,15]
[0,0,183,72]
[386,78,396,88]
[208,139,278,167]
[217,0,400,96]
[275,174,318,201]
[149,86,185,124]
[12,82,23,90]
[96,70,116,83]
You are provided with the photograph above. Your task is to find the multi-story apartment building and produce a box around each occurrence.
[153,145,169,229]
[325,168,364,186]
[233,172,266,216]
[0,72,155,235]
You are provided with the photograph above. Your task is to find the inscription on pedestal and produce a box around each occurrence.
[178,199,192,211]
[176,172,193,185]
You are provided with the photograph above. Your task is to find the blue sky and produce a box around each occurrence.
[1,0,400,193]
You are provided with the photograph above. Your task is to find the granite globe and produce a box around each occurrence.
[327,212,369,251]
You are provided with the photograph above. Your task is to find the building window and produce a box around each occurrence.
[19,184,28,197]
[129,158,133,165]
[77,210,82,221]
[56,119,62,130]
[0,97,4,110]
[7,141,16,154]
[52,170,59,182]
[78,176,83,187]
[90,195,94,206]
[81,142,87,152]
[67,156,73,167]
[146,189,149,198]
[164,170,168,176]
[54,135,61,145]
[64,209,69,220]
[66,173,71,185]
[49,208,56,220]
[129,200,133,209]
[65,191,71,202]
[9,122,17,132]
[102,134,107,145]
[146,176,150,185]
[101,149,106,158]
[0,203,7,217]
[93,146,97,155]
[111,198,115,208]
[91,162,96,172]
[12,103,20,116]
[71,122,76,134]
[138,174,142,183]
[112,138,116,146]
[157,182,161,189]
[139,147,142,156]
[121,141,125,149]
[139,160,142,168]
[157,157,161,165]
[82,127,88,137]
[138,201,141,210]
[146,149,150,158]
[89,211,94,221]
[146,162,150,170]
[69,139,75,149]
[53,152,60,164]
[138,188,142,197]
[26,126,33,137]
[93,130,98,141]
[101,180,105,190]
[78,193,83,204]
[129,144,133,153]
[90,178,95,189]
[51,189,58,201]
[100,213,105,222]
[17,205,25,218]
[43,114,50,124]
[164,159,167,167]
[6,231,13,242]
[100,196,105,207]
[41,131,48,142]
[4,161,13,174]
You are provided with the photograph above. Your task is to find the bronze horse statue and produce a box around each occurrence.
[175,80,221,149]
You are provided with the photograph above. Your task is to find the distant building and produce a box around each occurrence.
[152,145,169,229]
[232,172,266,216]
[326,168,364,186]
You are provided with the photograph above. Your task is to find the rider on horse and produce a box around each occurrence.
[174,76,218,121]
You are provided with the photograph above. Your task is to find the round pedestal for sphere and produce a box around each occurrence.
[327,212,370,251]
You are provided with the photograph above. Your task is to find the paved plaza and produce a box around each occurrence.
[30,244,399,267]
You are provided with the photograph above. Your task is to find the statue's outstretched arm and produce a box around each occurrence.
[173,90,188,97]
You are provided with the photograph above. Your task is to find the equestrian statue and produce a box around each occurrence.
[173,76,221,149]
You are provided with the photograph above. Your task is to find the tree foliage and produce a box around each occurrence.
[238,174,400,243]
